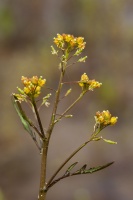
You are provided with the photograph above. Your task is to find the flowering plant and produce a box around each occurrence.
[12,33,118,200]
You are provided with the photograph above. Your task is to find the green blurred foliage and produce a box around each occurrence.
[0,189,5,200]
[0,7,15,41]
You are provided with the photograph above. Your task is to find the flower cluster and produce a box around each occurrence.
[14,76,46,101]
[79,73,102,91]
[95,110,118,129]
[54,33,86,53]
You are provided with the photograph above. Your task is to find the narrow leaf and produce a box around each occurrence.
[78,56,87,63]
[84,162,114,174]
[65,162,78,175]
[64,115,73,118]
[12,95,34,137]
[65,88,72,97]
[79,164,87,173]
[92,137,102,141]
[103,138,117,145]
[51,45,58,55]
[41,93,51,107]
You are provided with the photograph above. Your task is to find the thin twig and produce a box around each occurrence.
[47,161,114,190]
[28,120,44,139]
[46,138,92,188]
[46,63,66,140]
[32,98,46,138]
[55,91,86,123]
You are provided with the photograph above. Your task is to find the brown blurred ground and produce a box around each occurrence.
[0,0,133,200]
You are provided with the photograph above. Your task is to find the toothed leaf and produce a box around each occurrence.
[84,162,114,174]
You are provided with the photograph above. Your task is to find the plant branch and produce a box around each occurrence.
[46,63,66,140]
[32,98,45,138]
[28,120,44,139]
[38,140,48,200]
[47,161,114,190]
[32,133,41,151]
[55,91,87,123]
[46,138,92,189]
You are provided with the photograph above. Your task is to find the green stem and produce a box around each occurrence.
[38,60,66,198]
[32,98,45,138]
[38,140,48,200]
[46,67,65,141]
[46,138,92,189]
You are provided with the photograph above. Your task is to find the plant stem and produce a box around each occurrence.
[46,68,65,140]
[32,98,45,138]
[46,138,92,189]
[38,62,66,199]
[38,140,48,200]
[47,161,114,189]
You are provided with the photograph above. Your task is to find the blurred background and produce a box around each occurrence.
[0,0,133,199]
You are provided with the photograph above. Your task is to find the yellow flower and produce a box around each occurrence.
[21,76,29,86]
[35,86,41,92]
[79,73,89,87]
[79,73,102,91]
[13,93,26,102]
[81,73,89,82]
[38,78,46,87]
[110,117,118,125]
[95,110,118,128]
[76,37,84,44]
[31,76,38,85]
[89,80,102,90]
[53,33,86,52]
[15,76,46,99]
[24,87,30,94]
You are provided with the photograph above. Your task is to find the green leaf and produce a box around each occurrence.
[41,93,51,107]
[72,162,114,175]
[84,162,114,174]
[12,94,34,137]
[103,138,117,144]
[65,162,78,175]
[74,48,82,56]
[64,115,73,118]
[65,88,72,97]
[79,164,87,173]
[92,137,102,141]
[78,56,87,63]
[51,45,58,55]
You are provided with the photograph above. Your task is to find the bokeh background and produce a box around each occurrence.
[0,0,133,199]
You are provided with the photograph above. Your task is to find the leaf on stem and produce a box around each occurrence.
[79,164,87,173]
[78,56,87,63]
[64,162,78,175]
[73,162,114,175]
[51,45,58,55]
[64,88,72,97]
[41,93,51,108]
[102,138,117,144]
[12,94,34,137]
[64,114,73,118]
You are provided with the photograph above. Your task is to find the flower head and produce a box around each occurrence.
[94,110,118,130]
[79,73,102,91]
[53,33,86,53]
[14,76,46,101]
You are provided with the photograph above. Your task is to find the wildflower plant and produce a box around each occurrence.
[12,33,118,200]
